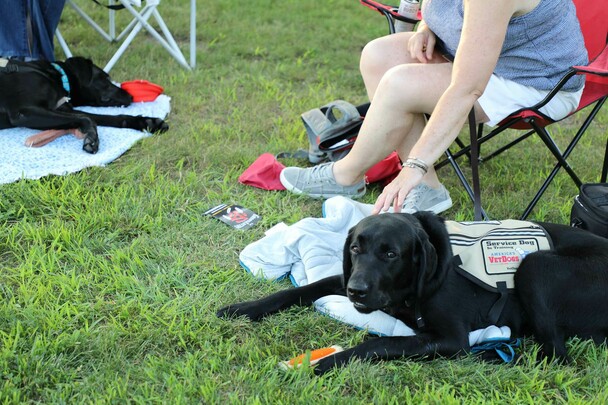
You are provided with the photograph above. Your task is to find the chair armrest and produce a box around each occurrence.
[359,0,420,24]
[573,66,608,76]
[573,43,608,77]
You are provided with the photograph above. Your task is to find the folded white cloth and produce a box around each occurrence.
[0,95,171,185]
[240,196,511,345]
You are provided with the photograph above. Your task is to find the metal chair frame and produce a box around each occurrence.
[56,0,196,72]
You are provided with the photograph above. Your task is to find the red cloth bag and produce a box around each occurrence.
[238,153,286,190]
[365,151,402,185]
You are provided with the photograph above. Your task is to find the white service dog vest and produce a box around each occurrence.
[446,220,553,323]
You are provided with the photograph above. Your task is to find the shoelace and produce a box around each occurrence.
[307,163,333,183]
[402,185,425,209]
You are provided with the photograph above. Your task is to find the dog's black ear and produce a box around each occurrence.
[64,57,94,84]
[412,211,452,277]
[410,211,452,299]
[342,227,355,286]
[414,228,438,300]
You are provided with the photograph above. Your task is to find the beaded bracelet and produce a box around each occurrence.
[403,157,429,175]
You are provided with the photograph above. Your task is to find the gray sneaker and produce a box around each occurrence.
[401,183,453,214]
[280,162,366,199]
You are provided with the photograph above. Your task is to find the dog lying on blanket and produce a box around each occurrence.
[0,56,168,153]
[218,212,608,375]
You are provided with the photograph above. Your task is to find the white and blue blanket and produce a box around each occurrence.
[0,95,171,185]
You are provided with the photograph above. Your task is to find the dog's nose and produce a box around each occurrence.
[347,284,369,299]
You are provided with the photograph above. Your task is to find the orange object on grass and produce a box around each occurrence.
[121,80,164,102]
[280,345,344,370]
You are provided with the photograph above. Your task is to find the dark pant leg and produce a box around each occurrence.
[0,1,29,58]
[30,0,67,60]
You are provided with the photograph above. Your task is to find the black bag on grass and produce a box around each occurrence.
[570,183,608,238]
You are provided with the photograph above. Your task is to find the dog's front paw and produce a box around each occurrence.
[82,131,99,154]
[313,350,352,375]
[143,117,169,133]
[216,302,266,321]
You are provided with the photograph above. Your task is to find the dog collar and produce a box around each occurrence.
[51,63,71,98]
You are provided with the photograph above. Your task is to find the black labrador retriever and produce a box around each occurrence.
[0,56,168,153]
[218,212,608,375]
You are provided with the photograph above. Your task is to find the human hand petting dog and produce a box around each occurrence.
[372,166,424,214]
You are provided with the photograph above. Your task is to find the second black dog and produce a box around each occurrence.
[218,212,608,375]
[0,56,168,153]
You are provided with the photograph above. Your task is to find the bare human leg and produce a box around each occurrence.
[332,32,451,188]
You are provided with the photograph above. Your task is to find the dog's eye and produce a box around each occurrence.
[386,251,397,259]
[350,246,361,254]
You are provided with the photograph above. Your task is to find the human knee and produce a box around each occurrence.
[360,38,387,78]
[376,65,417,97]
[360,34,407,79]
[378,64,449,112]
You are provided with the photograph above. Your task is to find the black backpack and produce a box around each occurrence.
[570,183,608,238]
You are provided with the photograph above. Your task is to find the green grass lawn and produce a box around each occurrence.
[1,0,607,403]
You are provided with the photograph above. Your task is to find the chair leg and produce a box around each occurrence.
[105,1,192,72]
[444,149,474,200]
[55,29,72,58]
[442,110,488,220]
[602,136,608,183]
[530,120,582,186]
[521,100,606,219]
[67,0,114,42]
[190,0,196,68]
[152,9,190,68]
[521,124,582,220]
[468,109,484,221]
[481,129,535,162]
[104,5,155,71]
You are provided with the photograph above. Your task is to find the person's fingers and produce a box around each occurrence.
[394,193,404,213]
[372,188,394,215]
[408,40,417,60]
[371,194,386,215]
[392,196,402,213]
[416,49,427,63]
[373,183,400,214]
[408,33,426,62]
[425,35,436,60]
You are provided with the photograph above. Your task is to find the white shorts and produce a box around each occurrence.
[477,74,584,126]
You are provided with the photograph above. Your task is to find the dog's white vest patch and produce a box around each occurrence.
[447,220,552,291]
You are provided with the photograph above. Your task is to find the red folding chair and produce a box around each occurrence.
[454,0,608,220]
[361,0,608,220]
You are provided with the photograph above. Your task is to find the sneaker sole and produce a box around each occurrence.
[279,170,366,200]
[427,197,453,214]
[402,197,453,215]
